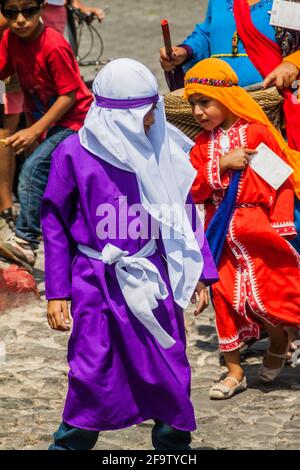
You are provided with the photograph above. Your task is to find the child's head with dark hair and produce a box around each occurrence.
[0,0,45,40]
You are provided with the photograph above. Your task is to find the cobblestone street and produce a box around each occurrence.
[0,249,299,450]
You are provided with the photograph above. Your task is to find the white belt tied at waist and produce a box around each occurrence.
[77,239,176,349]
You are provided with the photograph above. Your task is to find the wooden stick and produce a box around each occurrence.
[161,19,185,92]
[161,19,173,59]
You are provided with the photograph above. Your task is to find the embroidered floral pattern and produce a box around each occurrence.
[184,77,236,87]
[206,134,229,191]
[218,323,260,352]
[271,221,297,237]
[206,119,244,192]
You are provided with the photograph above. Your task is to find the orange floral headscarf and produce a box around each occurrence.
[184,58,300,198]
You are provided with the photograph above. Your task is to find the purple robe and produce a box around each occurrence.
[41,134,218,432]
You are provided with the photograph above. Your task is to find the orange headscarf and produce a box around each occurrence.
[184,58,300,198]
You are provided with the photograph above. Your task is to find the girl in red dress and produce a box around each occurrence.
[184,58,300,399]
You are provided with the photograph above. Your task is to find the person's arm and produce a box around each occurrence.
[185,192,218,316]
[7,43,84,153]
[41,143,77,331]
[269,178,296,239]
[72,0,105,21]
[263,51,300,89]
[7,92,76,154]
[189,134,230,204]
[180,0,212,71]
[0,30,15,80]
[160,0,212,72]
[260,130,297,238]
[219,147,257,174]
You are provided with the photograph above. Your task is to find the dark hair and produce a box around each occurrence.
[0,0,45,6]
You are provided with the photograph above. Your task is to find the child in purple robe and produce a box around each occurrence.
[41,58,218,450]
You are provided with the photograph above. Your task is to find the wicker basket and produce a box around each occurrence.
[164,86,284,141]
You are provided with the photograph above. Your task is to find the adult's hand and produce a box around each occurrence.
[160,46,188,71]
[72,0,105,21]
[263,62,300,90]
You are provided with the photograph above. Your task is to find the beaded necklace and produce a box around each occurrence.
[225,1,272,58]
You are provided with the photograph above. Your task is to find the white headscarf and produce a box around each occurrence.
[79,58,204,309]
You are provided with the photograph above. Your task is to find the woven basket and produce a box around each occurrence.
[164,86,284,141]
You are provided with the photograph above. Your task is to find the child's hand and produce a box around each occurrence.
[220,147,256,173]
[191,281,209,316]
[47,300,71,332]
[7,127,41,155]
[160,46,188,71]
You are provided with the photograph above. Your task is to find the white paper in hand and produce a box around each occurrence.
[248,143,293,190]
[269,0,300,31]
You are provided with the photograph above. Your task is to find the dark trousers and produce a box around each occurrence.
[48,421,191,451]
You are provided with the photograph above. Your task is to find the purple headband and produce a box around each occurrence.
[95,94,159,109]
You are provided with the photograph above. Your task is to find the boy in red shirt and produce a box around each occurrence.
[0,0,93,270]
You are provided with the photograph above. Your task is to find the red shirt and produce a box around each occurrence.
[0,26,93,130]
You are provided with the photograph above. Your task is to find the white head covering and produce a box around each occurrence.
[79,58,204,309]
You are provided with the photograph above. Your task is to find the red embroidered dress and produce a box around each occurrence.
[190,119,300,352]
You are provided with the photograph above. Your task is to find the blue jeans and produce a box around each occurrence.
[48,421,191,451]
[15,126,75,249]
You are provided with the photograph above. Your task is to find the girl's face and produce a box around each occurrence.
[189,93,236,131]
[143,103,157,134]
[2,0,43,40]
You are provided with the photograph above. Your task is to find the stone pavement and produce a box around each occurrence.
[76,0,208,94]
[0,247,299,450]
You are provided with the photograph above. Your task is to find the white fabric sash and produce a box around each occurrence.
[78,239,176,349]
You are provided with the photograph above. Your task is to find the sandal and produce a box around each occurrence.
[258,334,291,383]
[258,350,287,383]
[285,340,300,365]
[209,376,247,400]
